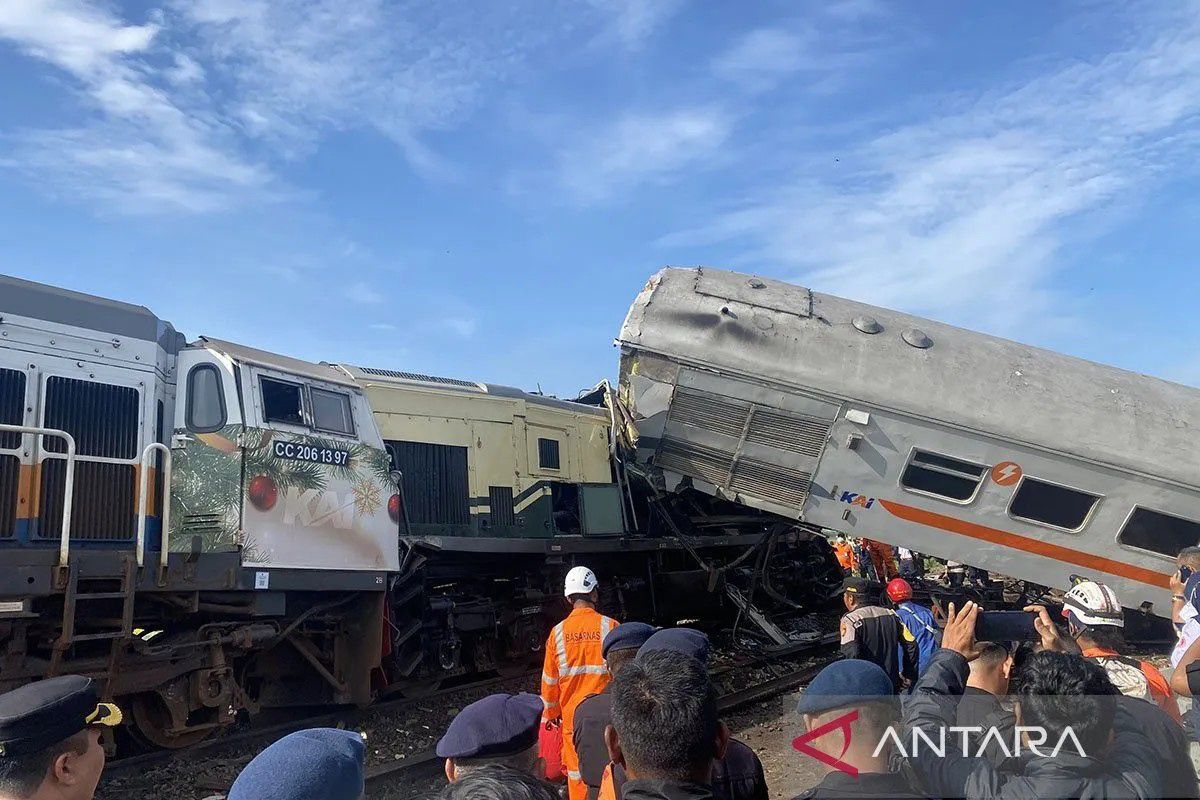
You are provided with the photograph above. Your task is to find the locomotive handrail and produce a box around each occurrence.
[0,424,77,566]
[135,442,172,571]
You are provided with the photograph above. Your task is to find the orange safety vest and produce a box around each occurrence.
[542,607,618,800]
[1081,645,1182,724]
[834,541,854,571]
[598,762,618,800]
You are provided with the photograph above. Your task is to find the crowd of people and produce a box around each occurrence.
[9,555,1200,799]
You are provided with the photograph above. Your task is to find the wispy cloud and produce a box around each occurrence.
[666,6,1200,334]
[440,316,478,339]
[711,28,814,90]
[369,322,397,332]
[587,0,685,50]
[557,106,732,201]
[344,281,384,305]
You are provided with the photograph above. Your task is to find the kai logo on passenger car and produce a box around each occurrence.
[839,491,876,509]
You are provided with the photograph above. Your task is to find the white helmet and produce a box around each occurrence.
[1063,580,1124,628]
[564,566,598,598]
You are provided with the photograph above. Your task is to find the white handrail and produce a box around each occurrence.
[135,442,172,570]
[0,424,76,565]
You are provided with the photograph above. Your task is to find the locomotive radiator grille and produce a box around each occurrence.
[745,410,830,458]
[0,455,16,538]
[666,388,750,439]
[729,457,812,509]
[38,461,135,541]
[657,438,733,487]
[0,366,23,539]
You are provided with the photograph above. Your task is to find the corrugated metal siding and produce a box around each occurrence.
[489,486,516,526]
[729,457,812,508]
[0,456,16,538]
[657,438,733,487]
[667,387,749,439]
[0,367,23,450]
[745,409,830,457]
[38,460,135,540]
[43,377,138,458]
[387,441,470,525]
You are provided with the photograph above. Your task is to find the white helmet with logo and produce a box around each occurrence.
[564,566,599,598]
[1063,580,1124,628]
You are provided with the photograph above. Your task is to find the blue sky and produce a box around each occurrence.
[2,1,1200,397]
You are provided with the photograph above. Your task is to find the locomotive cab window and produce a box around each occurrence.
[1008,477,1099,532]
[538,437,561,471]
[310,388,354,436]
[1118,507,1200,557]
[261,377,304,426]
[899,449,986,503]
[185,364,226,433]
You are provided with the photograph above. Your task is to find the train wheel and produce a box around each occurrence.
[129,693,215,749]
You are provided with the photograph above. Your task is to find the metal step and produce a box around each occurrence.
[72,631,123,643]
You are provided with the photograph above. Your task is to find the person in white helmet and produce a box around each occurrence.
[541,566,618,800]
[1063,579,1181,722]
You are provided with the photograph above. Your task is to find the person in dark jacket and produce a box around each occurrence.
[599,628,769,800]
[791,659,926,799]
[955,642,1015,767]
[840,577,918,692]
[905,601,1164,799]
[574,621,657,800]
[605,650,730,800]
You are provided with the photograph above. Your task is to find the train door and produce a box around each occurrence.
[170,349,243,554]
[237,363,397,572]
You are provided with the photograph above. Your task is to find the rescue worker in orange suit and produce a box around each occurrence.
[861,538,898,581]
[542,566,618,800]
[832,535,855,574]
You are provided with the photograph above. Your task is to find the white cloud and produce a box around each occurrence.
[344,281,384,305]
[558,107,732,201]
[712,28,813,89]
[665,7,1200,334]
[587,0,685,50]
[369,322,397,332]
[441,316,478,338]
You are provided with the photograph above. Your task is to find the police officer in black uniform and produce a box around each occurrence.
[0,676,122,800]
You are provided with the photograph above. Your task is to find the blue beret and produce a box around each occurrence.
[795,660,894,716]
[229,728,364,800]
[603,622,656,658]
[637,628,710,664]
[436,693,543,759]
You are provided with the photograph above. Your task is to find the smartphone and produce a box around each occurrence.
[976,610,1039,642]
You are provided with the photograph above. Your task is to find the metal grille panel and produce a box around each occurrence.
[359,367,478,388]
[37,460,135,540]
[729,457,811,509]
[0,368,24,450]
[666,388,750,439]
[0,455,17,538]
[43,377,139,458]
[489,486,516,526]
[657,437,733,487]
[745,410,830,457]
[387,441,470,525]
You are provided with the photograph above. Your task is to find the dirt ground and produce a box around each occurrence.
[724,688,824,800]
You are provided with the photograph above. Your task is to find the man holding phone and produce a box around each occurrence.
[903,601,1165,799]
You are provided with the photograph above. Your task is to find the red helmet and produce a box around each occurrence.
[886,578,912,603]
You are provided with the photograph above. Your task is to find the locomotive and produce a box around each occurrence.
[0,273,839,749]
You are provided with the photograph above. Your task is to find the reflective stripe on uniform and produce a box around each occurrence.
[599,616,613,642]
[562,665,608,677]
[567,770,582,780]
[542,671,559,685]
[554,623,569,673]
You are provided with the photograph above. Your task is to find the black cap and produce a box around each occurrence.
[842,576,881,597]
[0,676,122,757]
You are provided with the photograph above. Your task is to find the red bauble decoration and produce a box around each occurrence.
[248,475,278,511]
[387,494,401,523]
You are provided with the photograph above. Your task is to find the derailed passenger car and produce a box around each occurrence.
[617,267,1200,616]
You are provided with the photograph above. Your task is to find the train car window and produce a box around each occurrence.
[538,438,561,470]
[310,388,355,436]
[1008,477,1099,532]
[1118,507,1200,557]
[185,364,226,433]
[261,377,304,426]
[899,449,986,502]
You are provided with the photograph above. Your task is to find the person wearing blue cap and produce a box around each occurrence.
[791,659,920,800]
[572,622,656,799]
[437,693,546,782]
[228,728,365,800]
[439,764,563,800]
[636,628,710,665]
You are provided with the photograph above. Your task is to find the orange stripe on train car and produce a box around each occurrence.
[878,499,1170,589]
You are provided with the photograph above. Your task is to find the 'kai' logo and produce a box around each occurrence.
[283,488,355,530]
[839,491,876,509]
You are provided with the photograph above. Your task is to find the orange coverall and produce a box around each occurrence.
[833,540,855,571]
[542,607,618,800]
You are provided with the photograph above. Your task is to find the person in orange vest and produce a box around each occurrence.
[832,535,855,574]
[861,537,898,581]
[542,566,618,800]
